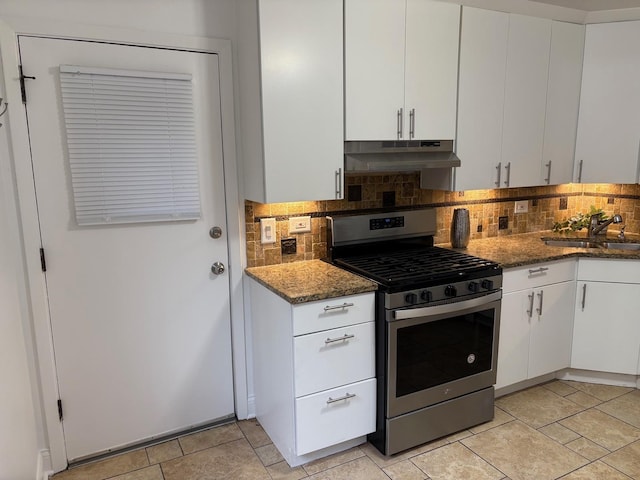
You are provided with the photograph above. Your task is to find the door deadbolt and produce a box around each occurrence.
[211,262,225,275]
[209,226,223,239]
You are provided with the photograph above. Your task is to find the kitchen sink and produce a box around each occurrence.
[543,239,600,248]
[602,242,640,250]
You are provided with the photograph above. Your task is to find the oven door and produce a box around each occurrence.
[386,292,501,418]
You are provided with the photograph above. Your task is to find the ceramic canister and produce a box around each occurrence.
[450,208,470,248]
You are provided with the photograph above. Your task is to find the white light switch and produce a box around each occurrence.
[289,216,311,233]
[260,218,277,244]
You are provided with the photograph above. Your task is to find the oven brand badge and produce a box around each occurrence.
[467,353,476,364]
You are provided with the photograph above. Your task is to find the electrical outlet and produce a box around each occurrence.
[260,217,276,244]
[499,216,509,230]
[281,238,296,255]
[289,215,311,234]
[515,200,528,214]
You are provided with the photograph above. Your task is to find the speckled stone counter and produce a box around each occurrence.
[245,259,377,304]
[441,231,640,268]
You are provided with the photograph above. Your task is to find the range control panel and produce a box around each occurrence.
[370,216,405,230]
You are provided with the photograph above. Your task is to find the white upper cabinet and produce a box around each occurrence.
[574,20,640,184]
[345,0,460,141]
[543,22,585,185]
[237,0,344,203]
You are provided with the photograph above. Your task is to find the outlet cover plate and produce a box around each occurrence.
[499,216,509,230]
[281,238,296,255]
[289,216,311,234]
[515,200,528,214]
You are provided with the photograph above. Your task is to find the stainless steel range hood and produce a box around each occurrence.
[344,140,460,191]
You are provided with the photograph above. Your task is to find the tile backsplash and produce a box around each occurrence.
[245,174,640,267]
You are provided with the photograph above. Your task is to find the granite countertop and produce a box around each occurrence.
[245,259,377,304]
[443,231,640,268]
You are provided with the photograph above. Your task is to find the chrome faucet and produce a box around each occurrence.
[589,214,623,236]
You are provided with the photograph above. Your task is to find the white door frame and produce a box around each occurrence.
[0,17,248,472]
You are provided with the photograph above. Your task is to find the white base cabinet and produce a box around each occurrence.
[249,278,376,466]
[572,259,640,375]
[497,260,576,389]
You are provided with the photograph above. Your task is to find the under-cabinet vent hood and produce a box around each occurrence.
[344,140,460,191]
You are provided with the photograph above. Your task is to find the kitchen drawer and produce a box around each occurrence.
[578,258,640,283]
[503,259,576,293]
[292,292,375,336]
[295,378,376,455]
[294,321,375,397]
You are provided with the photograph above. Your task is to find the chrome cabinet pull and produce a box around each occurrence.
[397,108,404,139]
[544,161,552,185]
[326,392,356,404]
[581,283,587,310]
[504,162,511,187]
[324,333,355,345]
[323,302,354,312]
[528,267,549,275]
[495,162,502,187]
[527,292,535,318]
[536,290,544,316]
[335,168,342,199]
[577,159,583,183]
[409,108,415,139]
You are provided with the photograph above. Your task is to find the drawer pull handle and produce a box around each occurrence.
[528,267,549,275]
[323,302,354,312]
[324,334,355,345]
[326,392,356,404]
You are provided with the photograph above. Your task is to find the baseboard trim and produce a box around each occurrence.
[246,394,256,419]
[559,369,639,388]
[37,449,53,480]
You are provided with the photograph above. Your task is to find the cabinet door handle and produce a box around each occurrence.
[544,161,552,185]
[323,302,354,312]
[409,108,415,139]
[335,167,342,199]
[324,333,355,345]
[526,292,535,318]
[536,290,544,316]
[577,159,583,183]
[528,267,549,275]
[495,162,502,187]
[581,283,587,310]
[326,392,356,404]
[504,162,511,187]
[397,108,403,139]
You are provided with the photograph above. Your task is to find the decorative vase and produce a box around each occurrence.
[450,208,470,249]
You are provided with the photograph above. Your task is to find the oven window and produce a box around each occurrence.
[395,308,495,397]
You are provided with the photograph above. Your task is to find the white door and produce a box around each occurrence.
[19,36,235,462]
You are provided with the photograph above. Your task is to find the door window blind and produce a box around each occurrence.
[59,65,201,226]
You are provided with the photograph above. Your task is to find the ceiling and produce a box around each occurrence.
[529,0,640,11]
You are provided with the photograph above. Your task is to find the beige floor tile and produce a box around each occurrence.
[443,429,473,442]
[303,447,364,476]
[162,438,270,480]
[496,386,584,428]
[308,456,391,480]
[560,410,640,451]
[178,422,244,455]
[267,460,309,480]
[255,443,284,466]
[565,391,602,408]
[52,450,149,480]
[360,437,449,469]
[462,421,588,480]
[109,464,163,480]
[146,439,182,464]
[566,381,634,402]
[559,461,633,479]
[538,422,581,444]
[383,459,428,480]
[542,381,578,397]
[469,407,515,434]
[597,390,640,428]
[602,440,640,479]
[411,443,503,480]
[237,419,272,448]
[565,437,609,461]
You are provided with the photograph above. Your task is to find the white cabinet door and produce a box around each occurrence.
[345,0,405,140]
[528,282,575,379]
[572,281,640,375]
[496,290,531,389]
[542,21,584,185]
[574,21,640,184]
[502,14,551,188]
[404,0,460,140]
[456,7,509,191]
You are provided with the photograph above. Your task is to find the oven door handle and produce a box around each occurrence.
[392,291,502,321]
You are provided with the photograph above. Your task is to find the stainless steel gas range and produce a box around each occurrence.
[326,208,502,456]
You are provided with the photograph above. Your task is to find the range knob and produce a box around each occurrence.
[405,293,418,305]
[481,279,494,290]
[468,281,480,293]
[444,285,457,297]
[420,290,433,302]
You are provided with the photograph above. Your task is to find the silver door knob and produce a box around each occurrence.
[211,262,225,275]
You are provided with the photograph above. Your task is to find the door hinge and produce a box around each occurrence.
[57,399,63,422]
[19,65,36,105]
[40,247,47,272]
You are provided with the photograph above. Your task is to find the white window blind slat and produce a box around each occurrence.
[59,65,201,225]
